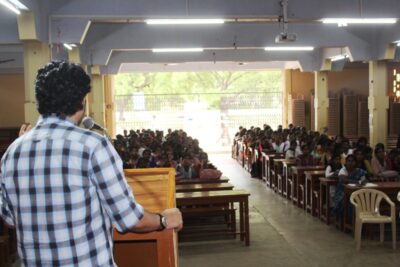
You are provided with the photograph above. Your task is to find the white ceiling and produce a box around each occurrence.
[0,0,400,74]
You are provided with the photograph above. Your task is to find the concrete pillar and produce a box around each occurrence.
[282,70,292,127]
[104,75,116,137]
[90,66,105,127]
[68,47,81,65]
[368,61,389,147]
[67,48,92,116]
[22,41,51,124]
[18,11,51,124]
[314,71,329,132]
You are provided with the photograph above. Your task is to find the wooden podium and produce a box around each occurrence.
[114,168,178,267]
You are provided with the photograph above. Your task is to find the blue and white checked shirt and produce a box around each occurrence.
[0,116,144,266]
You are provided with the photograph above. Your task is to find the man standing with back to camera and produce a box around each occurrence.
[0,61,182,266]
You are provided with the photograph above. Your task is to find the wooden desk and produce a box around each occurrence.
[176,190,251,246]
[343,182,400,233]
[319,178,338,225]
[282,159,296,198]
[272,158,287,193]
[252,148,261,178]
[176,178,229,185]
[304,170,325,216]
[263,153,283,188]
[176,183,234,193]
[291,166,325,209]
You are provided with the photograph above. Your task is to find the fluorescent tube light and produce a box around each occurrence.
[0,0,21,14]
[7,0,27,10]
[152,48,204,53]
[330,54,348,62]
[264,46,314,51]
[63,43,73,50]
[322,18,397,25]
[146,19,225,25]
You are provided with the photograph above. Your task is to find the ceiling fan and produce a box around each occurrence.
[0,59,15,64]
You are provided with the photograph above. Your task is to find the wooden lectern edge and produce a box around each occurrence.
[114,228,175,241]
[114,168,178,267]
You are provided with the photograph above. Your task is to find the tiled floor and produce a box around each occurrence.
[178,153,400,267]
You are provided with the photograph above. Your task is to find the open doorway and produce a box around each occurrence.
[114,71,282,152]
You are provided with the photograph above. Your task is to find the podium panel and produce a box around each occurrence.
[114,168,178,267]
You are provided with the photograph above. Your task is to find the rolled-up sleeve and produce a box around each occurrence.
[89,138,144,233]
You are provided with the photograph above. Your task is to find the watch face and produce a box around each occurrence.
[162,216,168,228]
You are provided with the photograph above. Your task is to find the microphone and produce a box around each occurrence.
[82,116,104,131]
[82,116,113,142]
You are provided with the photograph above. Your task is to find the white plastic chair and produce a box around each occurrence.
[350,188,396,250]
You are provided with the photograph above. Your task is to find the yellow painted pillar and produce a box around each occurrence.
[91,66,105,127]
[104,75,116,137]
[368,61,389,147]
[68,47,81,65]
[22,41,51,124]
[314,71,329,132]
[282,70,292,127]
[67,48,92,117]
[18,11,51,124]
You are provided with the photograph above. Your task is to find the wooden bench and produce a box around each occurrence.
[176,178,229,185]
[291,166,325,209]
[282,159,296,198]
[304,170,325,216]
[176,190,251,246]
[319,178,338,225]
[179,206,237,238]
[272,158,287,193]
[176,183,234,193]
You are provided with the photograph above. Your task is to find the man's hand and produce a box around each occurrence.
[19,123,32,137]
[162,208,183,231]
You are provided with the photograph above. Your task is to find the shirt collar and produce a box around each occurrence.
[36,115,77,127]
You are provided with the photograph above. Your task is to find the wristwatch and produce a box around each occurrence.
[158,213,168,230]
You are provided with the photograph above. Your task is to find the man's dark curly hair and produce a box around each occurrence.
[35,60,91,116]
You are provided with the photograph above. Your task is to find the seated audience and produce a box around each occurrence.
[296,144,318,166]
[285,140,297,159]
[176,154,198,180]
[371,146,398,179]
[325,154,342,180]
[333,155,369,215]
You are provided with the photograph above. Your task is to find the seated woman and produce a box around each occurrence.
[362,146,375,176]
[371,146,399,180]
[296,144,318,166]
[332,155,368,216]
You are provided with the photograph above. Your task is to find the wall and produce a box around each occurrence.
[288,67,369,129]
[328,68,369,97]
[0,74,25,127]
[289,69,314,129]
